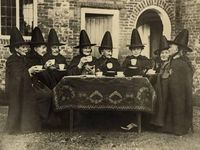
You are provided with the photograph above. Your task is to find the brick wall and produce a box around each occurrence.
[175,0,200,101]
[1,0,199,101]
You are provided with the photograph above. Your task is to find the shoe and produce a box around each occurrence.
[121,123,137,131]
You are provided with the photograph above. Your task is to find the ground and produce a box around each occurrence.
[0,106,200,150]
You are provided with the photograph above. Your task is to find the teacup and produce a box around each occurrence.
[117,71,124,77]
[59,64,65,70]
[131,59,137,65]
[96,71,103,77]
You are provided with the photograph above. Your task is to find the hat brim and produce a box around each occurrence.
[48,42,65,46]
[154,46,170,55]
[127,44,145,49]
[74,43,96,48]
[98,46,113,50]
[168,40,192,52]
[4,42,30,48]
[29,42,48,46]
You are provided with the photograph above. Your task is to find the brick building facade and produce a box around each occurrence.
[0,0,200,102]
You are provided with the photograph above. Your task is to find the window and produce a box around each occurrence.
[0,0,37,37]
[81,8,119,58]
[85,14,113,57]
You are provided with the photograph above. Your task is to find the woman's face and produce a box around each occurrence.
[15,45,29,55]
[51,45,60,56]
[160,49,170,61]
[102,49,112,59]
[34,45,47,56]
[131,47,142,57]
[169,44,178,55]
[82,46,92,56]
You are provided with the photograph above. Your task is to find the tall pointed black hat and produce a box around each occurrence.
[127,28,144,49]
[74,30,96,48]
[5,27,29,48]
[99,31,113,53]
[48,28,65,46]
[154,36,170,55]
[168,29,192,52]
[30,27,47,46]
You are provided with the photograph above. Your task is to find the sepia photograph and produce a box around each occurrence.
[0,0,200,149]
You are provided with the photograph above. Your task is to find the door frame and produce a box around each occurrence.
[134,5,171,58]
[81,8,119,58]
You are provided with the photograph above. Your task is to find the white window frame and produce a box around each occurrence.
[0,0,37,40]
[81,8,119,59]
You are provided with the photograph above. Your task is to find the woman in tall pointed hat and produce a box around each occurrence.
[122,28,152,77]
[161,29,193,135]
[26,27,55,128]
[168,29,192,53]
[43,28,68,86]
[95,31,121,76]
[150,35,171,128]
[68,30,96,75]
[5,27,41,134]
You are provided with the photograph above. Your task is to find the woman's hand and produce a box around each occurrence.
[77,57,88,69]
[28,66,44,76]
[44,59,55,68]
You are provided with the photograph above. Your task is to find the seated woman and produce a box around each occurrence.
[43,28,68,86]
[95,31,121,76]
[5,27,41,134]
[68,30,96,75]
[26,27,54,127]
[122,29,152,77]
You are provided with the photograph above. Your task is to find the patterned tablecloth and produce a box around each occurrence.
[53,76,156,113]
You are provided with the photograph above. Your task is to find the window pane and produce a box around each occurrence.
[19,0,34,36]
[1,0,6,6]
[86,14,113,57]
[1,0,35,36]
[1,0,16,35]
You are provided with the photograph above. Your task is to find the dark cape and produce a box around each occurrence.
[43,53,68,86]
[95,56,121,76]
[25,52,53,124]
[68,55,96,75]
[151,60,171,126]
[161,56,193,135]
[122,55,152,76]
[151,55,193,135]
[5,53,41,133]
[26,52,57,89]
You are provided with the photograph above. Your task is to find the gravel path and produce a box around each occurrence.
[0,106,200,150]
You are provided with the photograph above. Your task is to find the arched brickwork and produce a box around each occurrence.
[125,0,175,38]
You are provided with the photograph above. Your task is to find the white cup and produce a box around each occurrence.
[96,71,103,77]
[59,64,65,70]
[117,71,124,77]
[131,59,137,65]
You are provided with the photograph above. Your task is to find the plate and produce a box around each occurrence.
[128,66,138,69]
[57,69,67,71]
[106,71,116,73]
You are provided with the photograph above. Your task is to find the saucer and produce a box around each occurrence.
[57,69,67,71]
[128,66,138,69]
[106,71,116,73]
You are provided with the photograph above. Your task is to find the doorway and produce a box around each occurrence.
[135,6,171,58]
